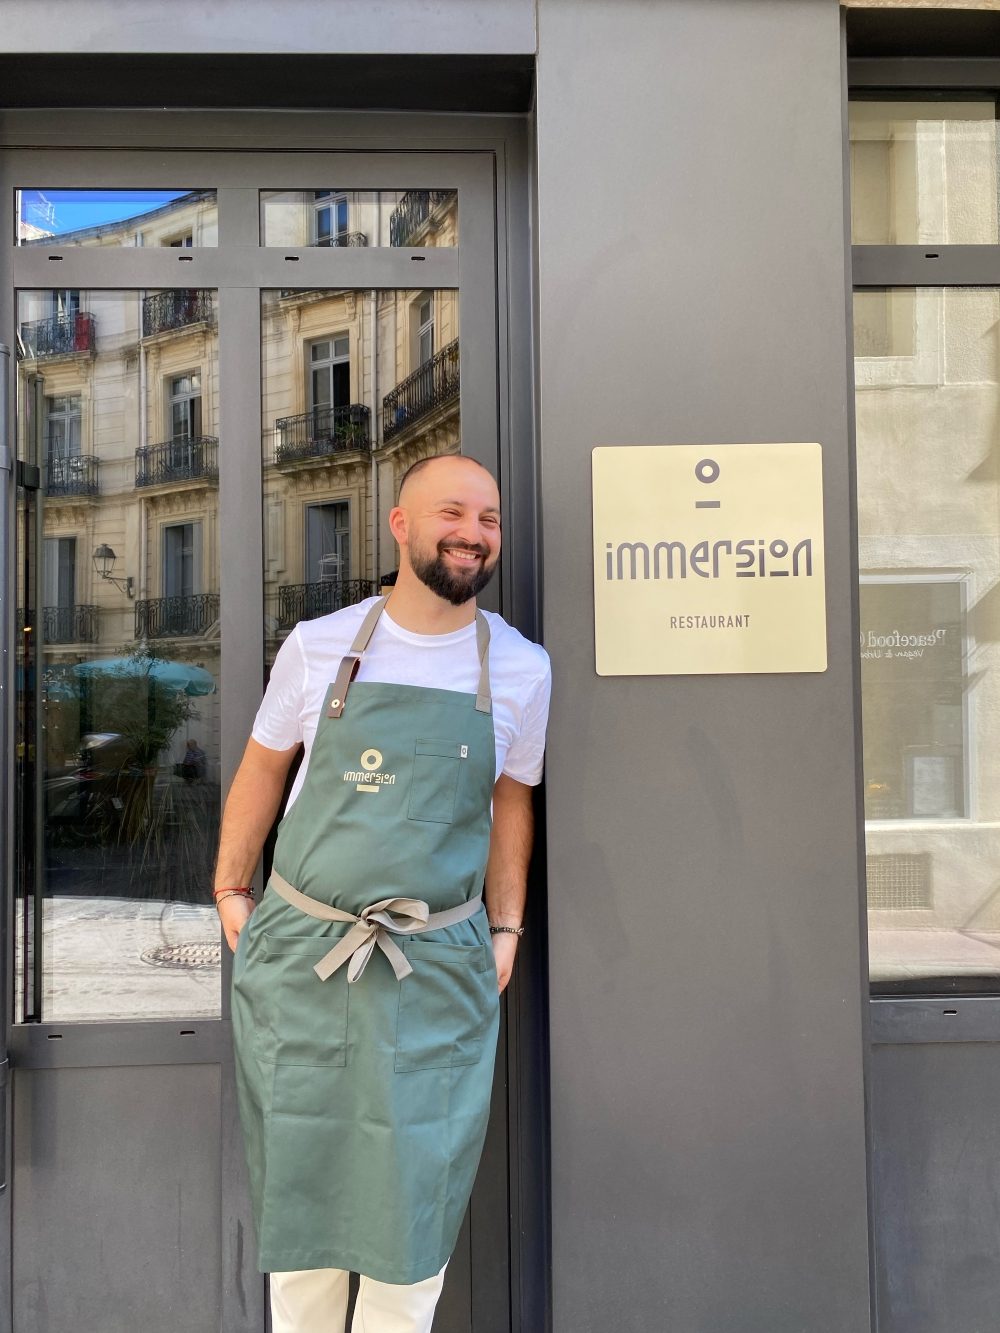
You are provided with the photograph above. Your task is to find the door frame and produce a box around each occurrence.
[0,111,542,1333]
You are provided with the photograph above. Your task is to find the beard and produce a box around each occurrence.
[410,540,497,606]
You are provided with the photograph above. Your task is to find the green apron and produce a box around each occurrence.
[232,598,500,1284]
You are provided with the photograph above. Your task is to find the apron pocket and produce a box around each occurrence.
[395,939,496,1073]
[253,931,350,1067]
[407,739,466,824]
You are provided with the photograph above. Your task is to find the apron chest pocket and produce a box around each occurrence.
[407,739,467,824]
[252,932,350,1067]
[395,939,497,1073]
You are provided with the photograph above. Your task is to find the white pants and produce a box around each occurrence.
[269,1262,448,1333]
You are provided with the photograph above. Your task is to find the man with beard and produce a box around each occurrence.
[215,454,551,1332]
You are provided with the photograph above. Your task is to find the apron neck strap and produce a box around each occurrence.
[475,610,492,713]
[329,596,493,719]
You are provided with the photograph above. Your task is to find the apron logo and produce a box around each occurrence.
[344,748,396,794]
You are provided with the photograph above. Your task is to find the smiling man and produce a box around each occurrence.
[214,453,551,1333]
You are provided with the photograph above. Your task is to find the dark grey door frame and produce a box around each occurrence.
[0,112,540,1333]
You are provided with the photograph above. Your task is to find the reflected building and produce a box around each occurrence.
[850,104,1000,986]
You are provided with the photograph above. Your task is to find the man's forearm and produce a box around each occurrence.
[484,776,534,926]
[214,742,298,890]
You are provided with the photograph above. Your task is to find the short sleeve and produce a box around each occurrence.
[251,626,307,751]
[502,662,552,786]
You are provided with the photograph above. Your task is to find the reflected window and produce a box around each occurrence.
[46,395,82,459]
[314,191,349,247]
[169,371,202,441]
[310,336,350,413]
[163,522,199,600]
[307,502,350,584]
[43,537,77,611]
[416,294,434,367]
[850,101,998,245]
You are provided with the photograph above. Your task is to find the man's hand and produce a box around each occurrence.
[492,931,519,993]
[218,894,254,952]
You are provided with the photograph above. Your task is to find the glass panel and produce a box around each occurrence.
[15,289,221,1023]
[849,101,998,245]
[261,287,460,663]
[16,190,218,246]
[856,287,1000,993]
[259,190,458,247]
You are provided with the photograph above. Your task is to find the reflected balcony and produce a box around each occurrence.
[382,339,460,442]
[17,605,100,645]
[135,594,220,639]
[142,289,213,338]
[274,405,371,466]
[46,453,100,499]
[278,579,376,628]
[388,190,455,247]
[136,436,219,488]
[20,311,96,360]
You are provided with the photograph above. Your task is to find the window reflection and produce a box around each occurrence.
[15,289,221,1023]
[856,287,1000,991]
[17,189,218,247]
[850,102,998,245]
[259,190,458,248]
[261,287,460,661]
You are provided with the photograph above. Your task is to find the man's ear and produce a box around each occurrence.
[388,505,408,547]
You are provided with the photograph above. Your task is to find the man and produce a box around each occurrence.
[215,455,551,1333]
[181,737,207,784]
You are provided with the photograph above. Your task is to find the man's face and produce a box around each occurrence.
[400,459,501,606]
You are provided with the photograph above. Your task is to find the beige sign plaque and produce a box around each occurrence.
[593,444,827,675]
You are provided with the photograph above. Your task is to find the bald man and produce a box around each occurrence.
[216,455,551,1332]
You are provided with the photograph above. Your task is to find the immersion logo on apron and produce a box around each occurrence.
[343,747,397,793]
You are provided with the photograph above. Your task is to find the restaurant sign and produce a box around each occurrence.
[592,444,827,675]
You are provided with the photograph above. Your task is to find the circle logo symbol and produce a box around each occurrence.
[695,458,720,485]
[360,748,383,771]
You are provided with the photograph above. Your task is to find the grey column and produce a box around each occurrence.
[534,2,871,1330]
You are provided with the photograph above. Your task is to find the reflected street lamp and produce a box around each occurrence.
[93,544,134,599]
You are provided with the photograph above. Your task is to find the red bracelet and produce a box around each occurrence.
[213,886,255,899]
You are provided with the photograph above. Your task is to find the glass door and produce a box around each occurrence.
[1,147,502,1333]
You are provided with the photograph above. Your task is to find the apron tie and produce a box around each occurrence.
[268,870,483,983]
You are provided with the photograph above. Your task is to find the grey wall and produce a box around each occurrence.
[534,2,872,1330]
[0,0,535,55]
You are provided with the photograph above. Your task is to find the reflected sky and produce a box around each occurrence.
[19,189,193,237]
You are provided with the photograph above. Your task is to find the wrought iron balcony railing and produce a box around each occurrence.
[44,604,100,645]
[382,338,460,442]
[278,580,376,628]
[135,594,220,639]
[135,436,219,488]
[17,605,100,644]
[388,190,456,247]
[46,453,100,498]
[315,231,368,248]
[274,404,371,464]
[142,289,213,337]
[20,312,96,359]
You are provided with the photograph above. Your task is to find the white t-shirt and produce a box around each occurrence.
[252,598,552,814]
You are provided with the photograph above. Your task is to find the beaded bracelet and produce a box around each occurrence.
[489,924,524,937]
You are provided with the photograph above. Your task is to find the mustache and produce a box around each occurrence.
[438,541,489,559]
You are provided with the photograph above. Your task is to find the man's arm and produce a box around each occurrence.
[214,736,301,950]
[484,773,535,994]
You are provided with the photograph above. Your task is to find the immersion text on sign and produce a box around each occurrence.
[592,444,828,675]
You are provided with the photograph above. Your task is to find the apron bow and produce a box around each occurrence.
[314,897,432,983]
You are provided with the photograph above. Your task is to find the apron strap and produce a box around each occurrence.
[329,596,493,718]
[327,597,387,718]
[475,610,492,714]
[268,870,484,983]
